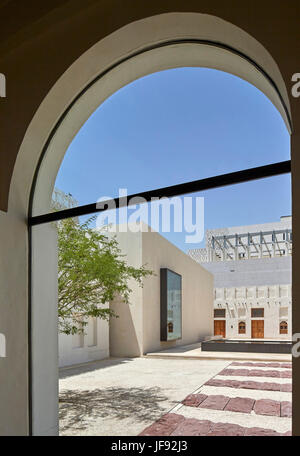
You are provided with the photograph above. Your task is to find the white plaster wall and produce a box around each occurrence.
[109,228,144,357]
[58,316,109,367]
[203,256,292,288]
[142,229,214,354]
[109,224,213,356]
[0,212,29,435]
[31,223,58,436]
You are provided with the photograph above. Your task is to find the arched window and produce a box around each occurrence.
[280,321,288,334]
[238,321,246,334]
[167,321,174,333]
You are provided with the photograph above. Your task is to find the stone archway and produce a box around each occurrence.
[5,12,291,435]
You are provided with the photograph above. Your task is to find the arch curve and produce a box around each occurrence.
[9,12,291,217]
[7,12,292,435]
[280,320,288,334]
[238,321,246,334]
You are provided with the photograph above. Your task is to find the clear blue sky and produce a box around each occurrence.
[55,67,291,252]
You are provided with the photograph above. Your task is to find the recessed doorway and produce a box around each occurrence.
[251,320,264,338]
[214,320,226,338]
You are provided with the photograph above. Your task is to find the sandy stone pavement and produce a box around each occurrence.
[59,357,230,436]
[140,361,292,436]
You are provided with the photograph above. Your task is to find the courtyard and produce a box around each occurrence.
[59,356,291,436]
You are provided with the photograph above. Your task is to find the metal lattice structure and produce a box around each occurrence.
[193,228,292,263]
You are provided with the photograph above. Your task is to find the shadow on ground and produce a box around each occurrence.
[59,357,134,380]
[59,386,169,432]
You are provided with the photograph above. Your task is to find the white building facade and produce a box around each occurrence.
[58,317,109,368]
[58,222,213,366]
[188,216,292,340]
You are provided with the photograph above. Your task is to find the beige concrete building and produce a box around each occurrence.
[188,217,292,340]
[109,225,213,356]
[213,284,291,340]
[58,224,213,366]
[109,224,214,357]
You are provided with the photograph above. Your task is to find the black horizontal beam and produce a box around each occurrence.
[29,160,291,226]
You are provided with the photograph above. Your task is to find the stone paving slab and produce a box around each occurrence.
[181,393,290,416]
[281,383,293,392]
[231,362,292,369]
[205,378,292,392]
[235,380,283,391]
[199,395,230,411]
[139,413,185,436]
[216,375,292,385]
[224,397,255,413]
[207,422,245,436]
[171,418,212,436]
[220,368,292,378]
[59,357,230,436]
[138,360,292,436]
[139,413,290,436]
[200,385,291,402]
[281,401,292,418]
[254,399,281,417]
[179,405,291,433]
[182,394,207,407]
[229,365,291,372]
[59,357,292,436]
[243,427,290,436]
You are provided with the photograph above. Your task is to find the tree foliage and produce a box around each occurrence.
[58,217,153,335]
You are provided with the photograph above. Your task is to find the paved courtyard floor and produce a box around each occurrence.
[59,357,292,436]
[59,357,230,435]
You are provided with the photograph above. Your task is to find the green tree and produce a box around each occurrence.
[58,216,153,335]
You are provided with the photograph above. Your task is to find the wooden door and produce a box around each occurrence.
[214,320,226,338]
[251,320,264,338]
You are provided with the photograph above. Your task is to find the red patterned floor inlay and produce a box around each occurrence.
[182,393,291,417]
[140,361,292,437]
[198,395,230,410]
[205,378,241,388]
[253,399,281,417]
[281,401,292,418]
[281,383,292,392]
[241,380,282,391]
[220,368,250,376]
[171,418,212,436]
[220,368,292,378]
[139,413,185,436]
[205,378,291,392]
[224,397,255,413]
[182,393,207,407]
[243,427,285,436]
[281,370,292,378]
[231,362,292,369]
[139,414,290,436]
[208,422,245,436]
